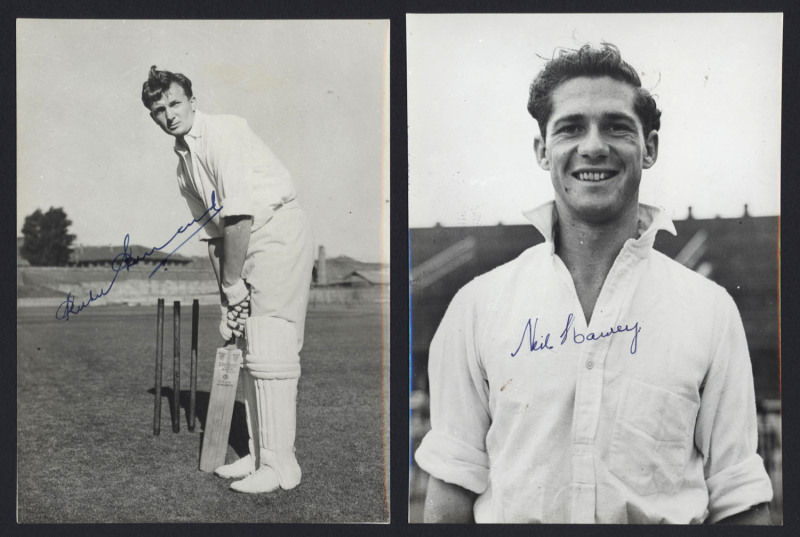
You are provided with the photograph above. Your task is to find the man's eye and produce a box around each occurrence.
[607,124,630,133]
[558,125,581,134]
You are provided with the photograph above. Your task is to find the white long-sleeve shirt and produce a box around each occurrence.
[414,201,773,524]
[173,110,296,239]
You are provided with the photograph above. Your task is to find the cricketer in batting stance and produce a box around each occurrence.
[142,66,315,493]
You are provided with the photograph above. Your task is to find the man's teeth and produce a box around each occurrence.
[576,172,612,181]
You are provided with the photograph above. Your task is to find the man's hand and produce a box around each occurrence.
[222,278,250,307]
[222,278,250,340]
[219,296,250,341]
[227,297,250,337]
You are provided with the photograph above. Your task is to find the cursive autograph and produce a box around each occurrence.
[511,312,641,357]
[55,191,222,321]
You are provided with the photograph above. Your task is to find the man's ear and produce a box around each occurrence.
[533,136,550,171]
[643,130,659,169]
[190,96,196,112]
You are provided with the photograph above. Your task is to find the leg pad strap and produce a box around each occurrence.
[246,361,301,380]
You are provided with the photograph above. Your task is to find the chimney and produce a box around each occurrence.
[318,245,328,286]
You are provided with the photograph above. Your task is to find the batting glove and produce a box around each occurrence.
[220,297,251,341]
[222,278,250,307]
[219,305,234,342]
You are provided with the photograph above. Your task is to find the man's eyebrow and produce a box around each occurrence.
[551,114,585,125]
[602,112,637,123]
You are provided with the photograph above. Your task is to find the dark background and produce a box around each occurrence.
[4,0,800,536]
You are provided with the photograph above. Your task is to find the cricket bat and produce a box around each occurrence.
[199,339,244,473]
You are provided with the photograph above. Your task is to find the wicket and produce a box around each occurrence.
[190,299,199,432]
[153,299,164,435]
[153,298,200,435]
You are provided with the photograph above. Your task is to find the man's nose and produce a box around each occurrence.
[165,108,175,120]
[578,125,609,158]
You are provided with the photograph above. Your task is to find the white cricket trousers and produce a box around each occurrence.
[241,199,315,352]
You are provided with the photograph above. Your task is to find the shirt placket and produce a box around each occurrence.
[175,141,194,183]
[564,247,642,523]
[184,138,201,191]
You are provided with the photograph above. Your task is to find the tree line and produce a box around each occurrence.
[20,207,75,266]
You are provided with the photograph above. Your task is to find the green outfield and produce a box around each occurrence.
[17,302,389,523]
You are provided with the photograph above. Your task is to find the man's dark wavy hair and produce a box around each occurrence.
[141,65,193,109]
[527,43,661,138]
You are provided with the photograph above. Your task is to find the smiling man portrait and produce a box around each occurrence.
[413,43,774,524]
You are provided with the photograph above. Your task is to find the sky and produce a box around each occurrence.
[17,19,390,263]
[407,13,782,228]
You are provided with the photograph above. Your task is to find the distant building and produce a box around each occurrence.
[342,269,390,287]
[68,244,192,268]
[313,249,387,287]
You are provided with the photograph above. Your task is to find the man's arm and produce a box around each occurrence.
[207,238,223,292]
[207,217,252,340]
[220,215,253,288]
[423,477,477,523]
[415,289,491,523]
[695,294,775,522]
[715,503,771,525]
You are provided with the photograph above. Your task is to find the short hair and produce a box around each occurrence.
[141,65,193,109]
[527,43,661,138]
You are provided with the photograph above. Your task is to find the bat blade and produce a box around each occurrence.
[199,344,243,473]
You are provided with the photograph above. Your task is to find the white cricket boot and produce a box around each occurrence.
[230,317,302,493]
[213,453,255,479]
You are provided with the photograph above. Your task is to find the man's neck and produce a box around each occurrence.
[554,204,639,324]
[175,135,190,151]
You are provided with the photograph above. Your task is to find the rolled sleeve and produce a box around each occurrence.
[415,287,492,494]
[695,291,773,522]
[415,430,489,494]
[705,454,774,523]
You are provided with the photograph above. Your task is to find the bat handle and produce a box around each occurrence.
[228,335,247,355]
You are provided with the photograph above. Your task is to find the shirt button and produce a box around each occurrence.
[586,361,594,370]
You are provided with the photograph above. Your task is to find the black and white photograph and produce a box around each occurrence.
[16,19,389,523]
[408,13,782,524]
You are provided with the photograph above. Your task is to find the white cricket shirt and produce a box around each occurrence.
[415,201,773,523]
[173,110,296,239]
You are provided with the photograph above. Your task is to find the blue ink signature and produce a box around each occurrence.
[510,317,554,356]
[559,313,641,355]
[55,191,223,321]
[511,312,641,357]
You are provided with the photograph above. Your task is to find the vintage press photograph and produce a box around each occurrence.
[17,19,389,523]
[408,13,782,524]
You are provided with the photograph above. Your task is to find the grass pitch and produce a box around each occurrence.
[17,302,389,523]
